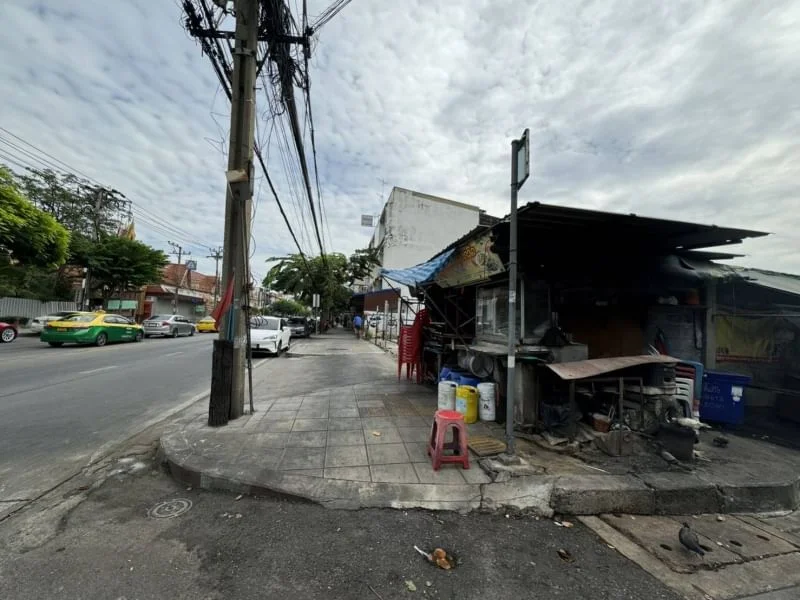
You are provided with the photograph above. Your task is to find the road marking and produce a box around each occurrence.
[164,351,185,357]
[79,366,118,376]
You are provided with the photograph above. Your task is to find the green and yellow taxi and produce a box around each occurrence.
[40,311,144,347]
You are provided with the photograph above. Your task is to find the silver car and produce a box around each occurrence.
[142,314,195,338]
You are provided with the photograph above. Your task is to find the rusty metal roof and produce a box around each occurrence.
[546,355,680,380]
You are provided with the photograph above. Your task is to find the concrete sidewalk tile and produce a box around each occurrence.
[415,405,437,417]
[300,398,329,408]
[370,464,419,483]
[367,443,410,465]
[398,426,431,443]
[327,430,365,446]
[272,401,300,410]
[324,466,371,482]
[285,469,323,478]
[328,418,362,430]
[356,400,385,408]
[404,442,430,463]
[364,428,402,444]
[297,407,329,419]
[392,416,429,428]
[413,462,467,484]
[389,406,420,416]
[292,418,328,431]
[460,466,492,484]
[234,447,284,469]
[264,419,295,432]
[359,407,389,417]
[361,417,395,429]
[253,432,291,448]
[266,409,298,420]
[279,448,325,470]
[325,445,368,468]
[329,408,359,418]
[287,431,328,448]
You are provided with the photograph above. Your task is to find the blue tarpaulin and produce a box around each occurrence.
[380,249,455,287]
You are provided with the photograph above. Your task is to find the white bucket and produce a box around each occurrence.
[437,381,457,411]
[478,382,496,422]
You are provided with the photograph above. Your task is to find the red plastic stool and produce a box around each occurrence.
[427,410,470,471]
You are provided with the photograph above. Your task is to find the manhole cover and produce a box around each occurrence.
[148,498,192,519]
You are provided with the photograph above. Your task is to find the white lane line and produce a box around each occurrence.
[79,366,118,376]
[164,351,185,357]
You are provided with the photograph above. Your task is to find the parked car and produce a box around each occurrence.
[29,310,81,334]
[142,314,195,338]
[286,316,311,338]
[196,316,217,333]
[0,321,18,343]
[40,311,144,347]
[248,316,291,356]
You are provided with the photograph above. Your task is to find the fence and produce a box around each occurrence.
[0,297,79,325]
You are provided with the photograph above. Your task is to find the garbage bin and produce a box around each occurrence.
[700,371,751,425]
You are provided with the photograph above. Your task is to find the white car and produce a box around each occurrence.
[29,311,81,333]
[248,316,291,356]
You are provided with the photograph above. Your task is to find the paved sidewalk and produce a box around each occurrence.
[161,329,800,514]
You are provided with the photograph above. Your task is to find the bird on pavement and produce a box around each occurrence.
[679,522,705,557]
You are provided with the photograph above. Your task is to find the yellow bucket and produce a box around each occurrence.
[456,385,479,424]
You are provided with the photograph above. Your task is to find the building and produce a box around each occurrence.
[141,264,218,321]
[364,187,497,297]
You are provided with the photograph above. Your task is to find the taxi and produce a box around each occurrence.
[40,311,144,347]
[196,316,218,333]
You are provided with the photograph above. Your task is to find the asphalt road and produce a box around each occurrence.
[0,454,684,600]
[0,332,264,503]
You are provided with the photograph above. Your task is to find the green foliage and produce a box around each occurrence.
[88,236,168,299]
[0,167,70,268]
[15,167,128,238]
[263,247,380,316]
[265,298,310,316]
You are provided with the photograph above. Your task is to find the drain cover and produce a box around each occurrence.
[148,498,192,519]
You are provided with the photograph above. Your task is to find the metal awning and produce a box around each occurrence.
[546,355,680,380]
[736,268,800,297]
[380,249,455,287]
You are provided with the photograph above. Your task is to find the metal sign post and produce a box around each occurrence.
[506,128,530,455]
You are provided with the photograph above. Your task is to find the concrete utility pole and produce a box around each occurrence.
[207,247,224,306]
[505,129,530,455]
[209,0,259,424]
[168,241,190,314]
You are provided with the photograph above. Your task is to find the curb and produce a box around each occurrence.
[160,430,800,515]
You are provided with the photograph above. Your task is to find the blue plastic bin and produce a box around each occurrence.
[700,371,751,425]
[459,375,481,387]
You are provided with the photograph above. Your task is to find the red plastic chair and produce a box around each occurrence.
[427,410,470,471]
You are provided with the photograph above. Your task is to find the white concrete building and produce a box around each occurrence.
[366,187,496,297]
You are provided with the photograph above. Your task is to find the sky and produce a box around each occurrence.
[1,0,799,280]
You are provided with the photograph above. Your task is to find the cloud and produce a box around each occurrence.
[1,0,798,280]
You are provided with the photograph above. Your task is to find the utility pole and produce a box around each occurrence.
[505,129,530,455]
[207,247,224,306]
[209,0,259,424]
[83,188,106,310]
[168,241,190,314]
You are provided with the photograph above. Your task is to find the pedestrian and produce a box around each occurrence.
[353,313,363,339]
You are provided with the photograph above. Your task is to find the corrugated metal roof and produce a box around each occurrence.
[736,268,800,297]
[546,354,680,380]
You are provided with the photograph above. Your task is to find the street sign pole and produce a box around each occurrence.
[506,128,530,455]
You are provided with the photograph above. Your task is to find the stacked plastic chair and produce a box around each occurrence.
[397,308,429,383]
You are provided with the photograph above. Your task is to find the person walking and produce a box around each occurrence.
[353,313,363,339]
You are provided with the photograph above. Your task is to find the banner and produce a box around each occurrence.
[435,233,504,288]
[716,315,777,362]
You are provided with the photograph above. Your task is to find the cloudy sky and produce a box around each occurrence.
[1,0,799,279]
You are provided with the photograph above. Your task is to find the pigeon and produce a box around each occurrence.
[679,522,705,556]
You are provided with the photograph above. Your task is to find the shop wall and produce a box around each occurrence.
[644,305,704,363]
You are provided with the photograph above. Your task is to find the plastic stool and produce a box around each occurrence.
[427,410,470,471]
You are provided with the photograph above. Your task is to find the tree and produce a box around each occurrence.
[15,167,129,238]
[0,167,70,267]
[87,237,167,299]
[265,298,310,316]
[262,247,381,316]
